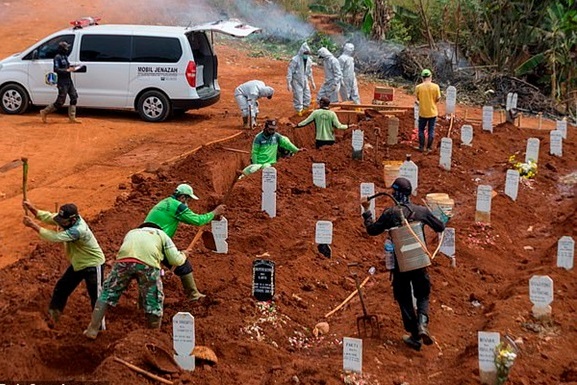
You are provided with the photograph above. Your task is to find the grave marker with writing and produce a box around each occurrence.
[461,124,473,146]
[482,106,494,133]
[399,155,418,196]
[529,275,553,318]
[343,337,363,374]
[525,138,540,164]
[360,183,375,217]
[261,167,277,218]
[505,169,520,201]
[312,163,326,188]
[387,117,399,145]
[173,312,195,371]
[414,102,419,129]
[556,119,567,140]
[211,216,228,253]
[315,221,333,245]
[351,129,364,160]
[475,185,492,224]
[478,331,500,385]
[557,236,575,270]
[440,227,455,258]
[252,259,275,302]
[439,138,453,171]
[446,86,457,115]
[550,130,563,157]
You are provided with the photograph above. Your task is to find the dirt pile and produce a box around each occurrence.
[0,108,575,385]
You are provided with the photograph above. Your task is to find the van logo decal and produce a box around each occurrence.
[137,66,178,80]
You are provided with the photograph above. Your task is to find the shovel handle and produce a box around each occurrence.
[22,158,29,215]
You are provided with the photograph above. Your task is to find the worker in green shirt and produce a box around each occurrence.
[22,201,106,324]
[241,119,303,176]
[84,222,187,339]
[296,96,349,149]
[145,184,225,300]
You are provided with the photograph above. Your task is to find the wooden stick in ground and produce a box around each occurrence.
[113,357,173,385]
[324,276,370,318]
[221,147,250,154]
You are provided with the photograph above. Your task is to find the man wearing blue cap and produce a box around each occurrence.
[415,69,441,153]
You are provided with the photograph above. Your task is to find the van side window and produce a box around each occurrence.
[132,36,182,63]
[22,35,75,60]
[80,35,131,62]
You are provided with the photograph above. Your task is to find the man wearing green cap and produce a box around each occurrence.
[415,69,441,153]
[145,183,225,300]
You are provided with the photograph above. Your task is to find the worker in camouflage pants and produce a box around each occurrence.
[84,222,186,339]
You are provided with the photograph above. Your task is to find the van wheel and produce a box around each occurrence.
[137,91,171,122]
[0,84,30,114]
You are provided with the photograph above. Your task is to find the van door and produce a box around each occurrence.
[75,34,131,108]
[24,34,75,105]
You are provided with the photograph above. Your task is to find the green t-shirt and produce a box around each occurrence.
[297,109,348,141]
[144,196,214,238]
[251,132,299,165]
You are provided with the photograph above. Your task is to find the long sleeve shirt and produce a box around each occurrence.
[36,210,105,271]
[251,132,299,165]
[296,108,348,141]
[116,226,186,269]
[145,196,214,238]
[362,202,445,238]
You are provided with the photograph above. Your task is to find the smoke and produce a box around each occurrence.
[98,0,314,41]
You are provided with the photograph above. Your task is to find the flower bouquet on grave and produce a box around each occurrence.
[508,155,537,179]
[494,342,517,385]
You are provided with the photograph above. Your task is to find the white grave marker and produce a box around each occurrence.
[414,102,419,129]
[315,221,333,245]
[343,337,363,374]
[261,167,277,218]
[360,183,375,217]
[439,138,453,171]
[475,185,492,223]
[550,130,563,157]
[440,227,455,258]
[556,119,567,139]
[173,312,195,371]
[525,138,540,164]
[461,124,473,146]
[512,93,518,109]
[399,156,418,196]
[312,163,326,188]
[478,331,500,385]
[446,86,457,115]
[505,169,520,201]
[482,106,494,133]
[557,236,575,270]
[352,129,364,152]
[211,217,228,253]
[529,275,553,318]
[506,93,514,111]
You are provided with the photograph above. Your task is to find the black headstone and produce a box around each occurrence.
[252,259,275,301]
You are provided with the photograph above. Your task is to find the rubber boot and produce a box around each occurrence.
[146,313,162,329]
[418,314,433,345]
[40,104,56,123]
[242,116,249,129]
[402,334,422,351]
[68,105,81,124]
[84,300,108,339]
[180,272,206,301]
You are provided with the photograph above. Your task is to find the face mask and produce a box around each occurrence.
[302,54,309,60]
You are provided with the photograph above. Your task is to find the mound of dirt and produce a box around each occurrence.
[0,106,575,385]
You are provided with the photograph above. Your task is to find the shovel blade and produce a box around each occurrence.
[201,231,217,251]
[0,159,23,173]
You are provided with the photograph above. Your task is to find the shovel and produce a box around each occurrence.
[0,157,25,174]
[348,263,380,339]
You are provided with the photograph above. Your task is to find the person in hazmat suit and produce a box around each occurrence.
[287,42,316,116]
[316,47,342,104]
[338,43,361,104]
[234,80,275,129]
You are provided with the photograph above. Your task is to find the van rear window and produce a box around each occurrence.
[80,35,131,62]
[132,36,182,63]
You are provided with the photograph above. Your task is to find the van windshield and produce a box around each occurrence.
[23,35,75,60]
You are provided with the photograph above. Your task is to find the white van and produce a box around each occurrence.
[0,17,260,122]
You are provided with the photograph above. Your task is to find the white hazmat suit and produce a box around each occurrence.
[316,47,342,104]
[234,80,275,128]
[338,43,360,104]
[287,42,316,115]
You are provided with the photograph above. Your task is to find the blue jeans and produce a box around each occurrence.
[418,117,437,150]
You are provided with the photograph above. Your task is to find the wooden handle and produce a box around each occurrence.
[114,356,173,385]
[186,229,205,252]
[22,158,29,215]
[324,276,370,318]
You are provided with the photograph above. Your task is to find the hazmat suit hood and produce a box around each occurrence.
[261,86,275,98]
[298,42,311,56]
[317,47,332,59]
[343,43,354,55]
